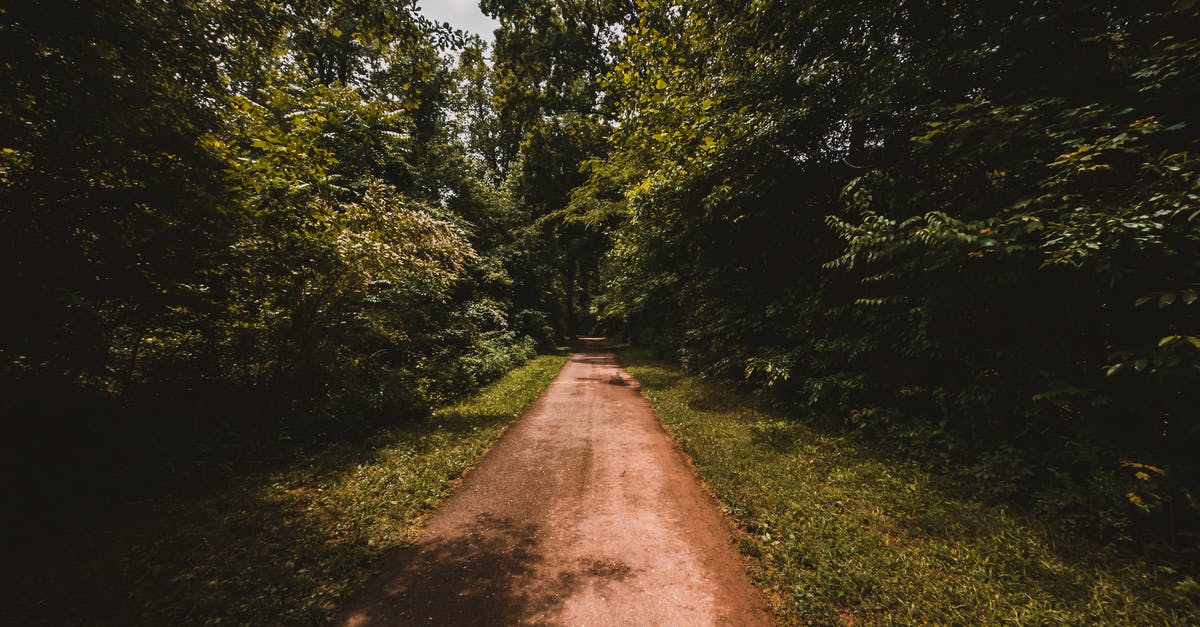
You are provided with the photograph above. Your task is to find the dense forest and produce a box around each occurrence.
[3,0,1200,619]
[589,0,1200,551]
[3,1,559,504]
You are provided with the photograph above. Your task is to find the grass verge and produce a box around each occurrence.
[9,352,568,626]
[620,348,1196,625]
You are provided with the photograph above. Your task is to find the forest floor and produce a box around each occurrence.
[338,339,771,626]
[7,353,570,625]
[620,348,1196,625]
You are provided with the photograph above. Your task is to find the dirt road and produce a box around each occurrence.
[339,340,772,626]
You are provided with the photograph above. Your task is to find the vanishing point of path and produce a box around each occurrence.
[340,340,772,626]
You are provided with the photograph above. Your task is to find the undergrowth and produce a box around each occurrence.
[621,348,1198,625]
[6,352,568,626]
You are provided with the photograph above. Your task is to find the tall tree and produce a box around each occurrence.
[481,0,633,338]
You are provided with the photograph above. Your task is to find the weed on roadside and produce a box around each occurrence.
[621,348,1196,625]
[7,353,568,626]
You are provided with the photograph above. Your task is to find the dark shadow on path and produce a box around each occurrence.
[342,513,633,626]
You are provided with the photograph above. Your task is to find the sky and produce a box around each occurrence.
[418,0,500,45]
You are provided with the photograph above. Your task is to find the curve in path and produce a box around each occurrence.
[340,340,772,626]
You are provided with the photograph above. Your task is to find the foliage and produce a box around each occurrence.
[479,0,634,339]
[587,0,1200,553]
[0,0,552,510]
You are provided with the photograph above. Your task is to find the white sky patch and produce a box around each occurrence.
[418,0,499,44]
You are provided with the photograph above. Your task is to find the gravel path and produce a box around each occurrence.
[339,340,772,626]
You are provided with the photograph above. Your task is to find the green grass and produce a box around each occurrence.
[620,348,1197,625]
[10,352,568,626]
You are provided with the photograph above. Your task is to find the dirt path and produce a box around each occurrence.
[339,340,772,626]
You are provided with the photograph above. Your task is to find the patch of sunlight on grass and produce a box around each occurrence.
[620,347,1194,626]
[11,352,569,626]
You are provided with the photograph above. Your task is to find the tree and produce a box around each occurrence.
[1,0,543,497]
[586,0,1200,546]
[481,0,633,338]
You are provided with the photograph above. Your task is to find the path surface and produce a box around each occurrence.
[339,340,772,626]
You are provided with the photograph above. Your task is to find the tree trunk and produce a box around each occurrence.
[565,260,577,340]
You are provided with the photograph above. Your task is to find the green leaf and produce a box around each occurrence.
[1159,292,1176,308]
